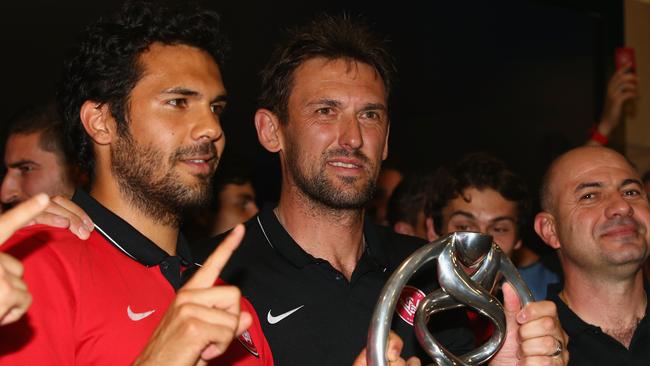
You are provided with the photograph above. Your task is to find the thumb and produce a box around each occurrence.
[236,311,254,336]
[502,282,522,326]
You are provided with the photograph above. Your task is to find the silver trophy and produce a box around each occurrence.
[367,232,534,366]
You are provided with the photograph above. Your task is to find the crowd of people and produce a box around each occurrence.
[0,1,644,365]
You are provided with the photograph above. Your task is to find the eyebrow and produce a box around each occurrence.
[162,87,227,104]
[448,211,476,220]
[7,159,39,168]
[574,182,602,193]
[308,99,342,108]
[307,99,387,111]
[449,211,515,224]
[360,103,387,112]
[575,178,643,192]
[489,216,516,224]
[621,178,643,188]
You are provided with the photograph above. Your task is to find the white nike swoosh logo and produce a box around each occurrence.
[267,305,304,324]
[127,306,156,321]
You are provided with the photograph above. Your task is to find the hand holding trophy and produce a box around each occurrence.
[367,232,535,366]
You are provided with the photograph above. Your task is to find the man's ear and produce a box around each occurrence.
[425,217,440,242]
[534,212,561,249]
[393,221,415,236]
[79,101,114,145]
[513,238,523,251]
[255,108,282,153]
[381,122,390,161]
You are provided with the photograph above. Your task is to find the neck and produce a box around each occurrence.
[275,187,365,279]
[561,267,646,348]
[90,169,179,256]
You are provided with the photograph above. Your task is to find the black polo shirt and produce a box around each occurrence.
[196,205,473,365]
[75,189,198,288]
[548,283,650,366]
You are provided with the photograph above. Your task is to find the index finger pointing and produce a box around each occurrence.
[185,224,245,289]
[0,193,50,245]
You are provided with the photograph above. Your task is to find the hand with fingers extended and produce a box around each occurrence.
[28,195,95,240]
[490,283,569,366]
[588,65,638,146]
[134,224,252,366]
[0,193,50,325]
[352,331,421,366]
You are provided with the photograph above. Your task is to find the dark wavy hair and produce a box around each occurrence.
[258,14,396,123]
[425,152,530,237]
[57,0,230,176]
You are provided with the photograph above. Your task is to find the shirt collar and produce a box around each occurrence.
[72,189,194,268]
[547,282,650,337]
[256,204,389,269]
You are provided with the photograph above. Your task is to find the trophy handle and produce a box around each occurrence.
[366,236,449,366]
[366,232,535,366]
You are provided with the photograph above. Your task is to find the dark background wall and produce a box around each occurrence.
[0,0,622,212]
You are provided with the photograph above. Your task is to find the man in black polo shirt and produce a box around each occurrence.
[201,15,568,366]
[535,146,650,365]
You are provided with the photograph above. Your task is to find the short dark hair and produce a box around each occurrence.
[57,0,230,176]
[424,152,530,237]
[209,167,254,212]
[258,14,396,123]
[386,172,432,228]
[5,102,69,164]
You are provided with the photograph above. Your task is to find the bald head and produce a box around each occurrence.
[540,146,638,214]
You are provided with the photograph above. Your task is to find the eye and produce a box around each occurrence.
[579,192,596,201]
[455,224,471,231]
[492,227,511,234]
[18,165,34,174]
[360,110,380,119]
[316,107,333,115]
[211,103,225,115]
[623,189,641,197]
[167,98,188,108]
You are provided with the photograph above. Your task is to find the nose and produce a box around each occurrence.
[338,115,363,151]
[604,193,634,218]
[0,171,22,205]
[191,107,224,144]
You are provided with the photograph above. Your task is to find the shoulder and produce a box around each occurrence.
[194,216,265,264]
[369,223,427,265]
[2,224,88,263]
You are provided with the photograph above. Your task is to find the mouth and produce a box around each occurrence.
[179,155,217,175]
[600,224,639,239]
[327,158,363,170]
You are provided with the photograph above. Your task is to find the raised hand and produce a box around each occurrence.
[596,65,639,138]
[134,224,251,366]
[29,195,95,240]
[490,283,569,365]
[0,193,50,325]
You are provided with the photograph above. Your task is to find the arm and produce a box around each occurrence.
[586,65,638,146]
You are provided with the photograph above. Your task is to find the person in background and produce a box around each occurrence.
[585,62,637,146]
[424,152,560,301]
[186,168,259,259]
[1,103,86,210]
[368,164,403,225]
[535,146,650,365]
[386,172,431,239]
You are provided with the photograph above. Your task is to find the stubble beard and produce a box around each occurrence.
[286,143,376,210]
[111,131,217,228]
